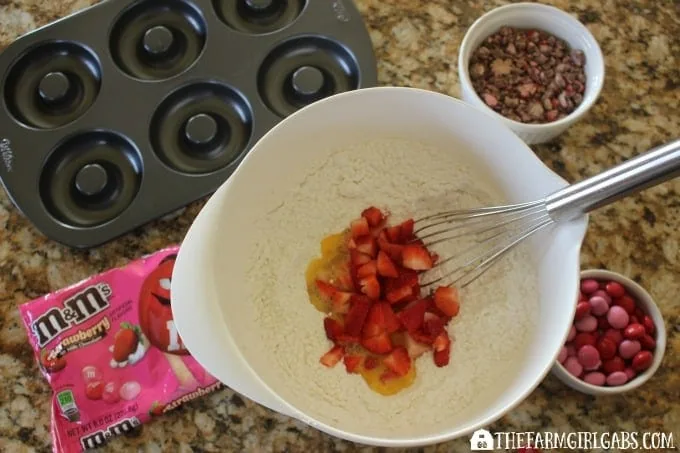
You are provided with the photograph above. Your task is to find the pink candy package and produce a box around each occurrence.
[19,246,223,452]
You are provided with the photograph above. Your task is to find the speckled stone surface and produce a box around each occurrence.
[0,0,678,452]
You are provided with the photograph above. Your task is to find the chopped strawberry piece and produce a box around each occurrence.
[427,304,452,324]
[398,219,415,242]
[350,217,370,238]
[405,333,431,358]
[434,347,450,367]
[357,260,377,279]
[385,269,419,304]
[361,206,385,227]
[410,330,435,345]
[343,354,363,373]
[433,332,451,352]
[359,275,381,300]
[335,264,355,291]
[397,298,429,331]
[386,285,413,304]
[350,250,372,267]
[385,219,415,244]
[402,244,434,270]
[378,229,402,252]
[362,307,382,338]
[364,356,378,370]
[336,334,360,345]
[377,251,399,278]
[430,252,440,265]
[364,302,401,337]
[410,283,422,301]
[361,332,393,354]
[344,295,372,336]
[383,346,411,377]
[433,314,452,326]
[381,303,402,333]
[315,280,338,300]
[370,225,385,238]
[400,294,420,305]
[434,286,460,317]
[432,333,452,367]
[378,239,404,263]
[355,236,378,258]
[390,268,419,289]
[385,225,402,243]
[323,317,344,341]
[423,312,445,338]
[331,291,352,314]
[320,345,344,367]
[380,369,400,382]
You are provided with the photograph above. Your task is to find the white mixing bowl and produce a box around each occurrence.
[170,87,589,447]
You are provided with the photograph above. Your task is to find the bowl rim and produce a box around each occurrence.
[457,2,605,131]
[552,268,667,394]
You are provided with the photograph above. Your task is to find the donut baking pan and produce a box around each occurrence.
[0,0,377,248]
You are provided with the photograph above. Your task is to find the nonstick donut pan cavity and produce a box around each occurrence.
[0,0,377,248]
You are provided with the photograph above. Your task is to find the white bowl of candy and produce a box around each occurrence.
[552,269,667,395]
[457,2,605,144]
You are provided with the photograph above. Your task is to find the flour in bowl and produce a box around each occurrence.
[244,137,539,438]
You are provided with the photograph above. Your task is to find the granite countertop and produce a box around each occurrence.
[1,0,678,452]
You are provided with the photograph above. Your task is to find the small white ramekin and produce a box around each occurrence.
[458,2,605,145]
[551,269,667,395]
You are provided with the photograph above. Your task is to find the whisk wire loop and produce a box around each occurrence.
[410,138,680,292]
[415,201,554,289]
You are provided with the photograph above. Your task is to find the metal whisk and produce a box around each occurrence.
[415,139,680,290]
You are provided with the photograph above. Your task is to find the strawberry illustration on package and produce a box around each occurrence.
[19,246,223,452]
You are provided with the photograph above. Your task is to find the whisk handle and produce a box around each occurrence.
[545,139,680,222]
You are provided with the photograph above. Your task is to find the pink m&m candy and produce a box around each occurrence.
[577,345,601,370]
[581,279,600,294]
[607,305,630,329]
[596,337,617,360]
[573,332,596,350]
[589,296,609,316]
[604,328,623,345]
[640,334,656,350]
[558,346,568,364]
[616,296,636,315]
[632,351,654,372]
[81,365,102,384]
[598,316,611,330]
[619,340,641,359]
[605,281,626,298]
[602,356,625,374]
[624,323,645,340]
[564,357,583,377]
[120,381,141,401]
[575,302,591,320]
[575,315,597,332]
[591,290,612,305]
[624,368,637,380]
[102,381,120,404]
[606,371,628,386]
[583,371,606,386]
[567,325,576,341]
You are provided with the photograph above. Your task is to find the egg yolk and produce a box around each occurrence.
[305,231,416,396]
